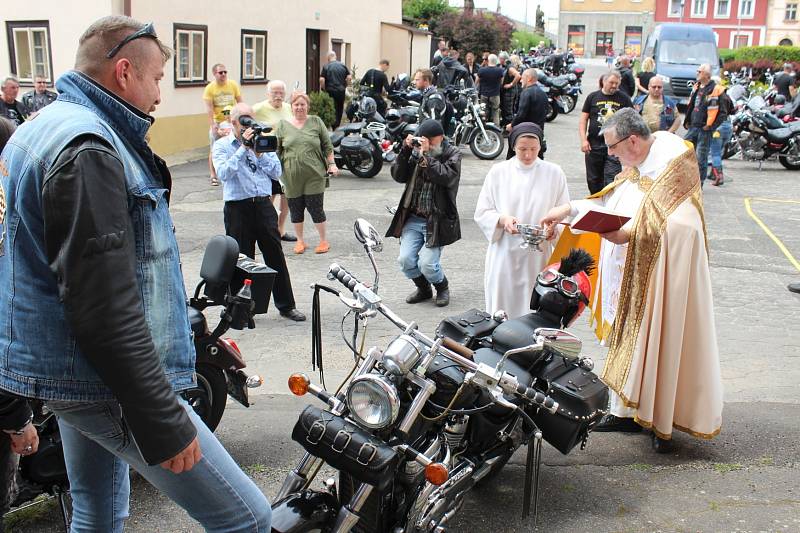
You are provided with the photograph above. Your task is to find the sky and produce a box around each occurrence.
[447,0,560,26]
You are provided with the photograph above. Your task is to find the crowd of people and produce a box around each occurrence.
[0,18,789,531]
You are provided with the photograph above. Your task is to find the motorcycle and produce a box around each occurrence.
[730,94,800,170]
[270,219,608,533]
[331,95,388,179]
[445,86,505,160]
[4,236,262,531]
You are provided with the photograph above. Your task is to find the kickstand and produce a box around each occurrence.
[54,486,71,533]
[522,429,543,527]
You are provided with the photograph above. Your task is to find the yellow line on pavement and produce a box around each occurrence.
[744,197,800,273]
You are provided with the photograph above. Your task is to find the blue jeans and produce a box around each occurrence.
[49,398,270,533]
[398,215,444,284]
[709,120,733,171]
[684,127,713,185]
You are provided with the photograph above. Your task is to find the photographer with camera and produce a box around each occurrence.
[212,103,306,322]
[386,119,462,307]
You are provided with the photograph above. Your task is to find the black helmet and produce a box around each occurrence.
[424,92,447,116]
[774,94,787,106]
[530,249,595,327]
[386,108,401,125]
[359,97,377,116]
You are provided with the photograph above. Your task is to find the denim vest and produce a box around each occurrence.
[634,94,678,132]
[0,71,195,400]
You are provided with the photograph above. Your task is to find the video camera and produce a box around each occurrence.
[238,115,277,153]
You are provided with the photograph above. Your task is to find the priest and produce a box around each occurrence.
[541,109,723,452]
[474,122,569,319]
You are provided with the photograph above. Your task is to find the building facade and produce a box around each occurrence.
[765,0,800,45]
[654,0,769,48]
[559,0,657,58]
[1,0,421,155]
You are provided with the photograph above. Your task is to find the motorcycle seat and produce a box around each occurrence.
[188,306,208,337]
[491,312,561,367]
[336,122,364,134]
[473,347,534,389]
[766,127,793,142]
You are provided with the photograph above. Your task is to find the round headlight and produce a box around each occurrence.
[346,374,399,429]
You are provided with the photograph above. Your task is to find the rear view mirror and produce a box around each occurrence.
[354,218,383,252]
[534,328,582,360]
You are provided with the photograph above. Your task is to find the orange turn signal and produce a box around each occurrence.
[424,463,449,486]
[288,373,310,396]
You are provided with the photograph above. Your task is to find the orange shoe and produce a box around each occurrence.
[314,241,330,254]
[293,241,307,254]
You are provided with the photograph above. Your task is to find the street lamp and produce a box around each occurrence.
[679,0,686,23]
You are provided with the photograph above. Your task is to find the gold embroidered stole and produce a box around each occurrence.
[600,149,704,393]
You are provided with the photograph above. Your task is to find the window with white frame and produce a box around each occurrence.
[241,30,267,82]
[715,0,731,17]
[786,2,798,20]
[6,21,52,83]
[691,0,707,17]
[739,0,754,18]
[669,0,683,16]
[174,24,207,85]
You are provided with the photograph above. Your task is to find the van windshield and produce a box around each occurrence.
[658,40,717,65]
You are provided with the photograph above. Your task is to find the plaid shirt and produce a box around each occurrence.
[409,158,435,216]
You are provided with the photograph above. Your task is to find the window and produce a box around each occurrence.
[668,0,684,17]
[6,21,52,84]
[731,33,751,48]
[691,0,707,17]
[567,25,586,56]
[738,0,754,18]
[241,30,267,83]
[595,32,614,56]
[174,23,207,86]
[715,0,731,17]
[786,3,798,20]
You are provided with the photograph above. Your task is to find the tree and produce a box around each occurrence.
[403,0,453,30]
[437,10,515,57]
[512,30,550,51]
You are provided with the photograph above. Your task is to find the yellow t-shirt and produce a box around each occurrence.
[203,80,241,123]
[252,100,292,127]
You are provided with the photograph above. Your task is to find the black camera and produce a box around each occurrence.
[410,136,424,147]
[239,115,277,153]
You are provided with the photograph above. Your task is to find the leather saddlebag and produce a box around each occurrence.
[436,308,501,350]
[532,355,609,454]
[291,405,398,491]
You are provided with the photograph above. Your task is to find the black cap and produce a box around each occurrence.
[417,119,445,139]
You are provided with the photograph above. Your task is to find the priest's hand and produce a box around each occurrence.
[601,228,630,244]
[498,215,519,234]
[540,203,571,229]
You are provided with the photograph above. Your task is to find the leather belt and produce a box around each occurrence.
[230,196,271,203]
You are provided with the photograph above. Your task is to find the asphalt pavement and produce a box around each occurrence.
[8,61,800,533]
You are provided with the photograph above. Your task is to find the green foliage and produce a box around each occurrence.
[722,46,800,79]
[403,0,453,31]
[511,30,550,51]
[309,91,335,128]
[437,11,515,57]
[719,48,736,64]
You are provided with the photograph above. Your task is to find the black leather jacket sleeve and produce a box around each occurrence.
[41,135,196,466]
[0,391,32,431]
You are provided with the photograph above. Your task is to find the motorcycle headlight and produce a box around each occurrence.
[346,374,399,429]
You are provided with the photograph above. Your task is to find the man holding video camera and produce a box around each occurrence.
[386,119,462,307]
[212,103,305,321]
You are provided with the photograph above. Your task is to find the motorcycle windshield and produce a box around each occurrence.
[748,96,766,111]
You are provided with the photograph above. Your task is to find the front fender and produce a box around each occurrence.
[271,491,338,533]
[468,122,501,142]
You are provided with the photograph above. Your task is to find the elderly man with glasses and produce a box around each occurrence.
[542,108,722,454]
[0,16,270,531]
[633,76,680,134]
[684,63,727,186]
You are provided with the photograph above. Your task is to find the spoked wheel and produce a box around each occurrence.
[562,95,577,113]
[182,363,227,431]
[469,128,504,160]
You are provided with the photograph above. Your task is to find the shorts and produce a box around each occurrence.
[287,193,326,224]
[271,179,284,196]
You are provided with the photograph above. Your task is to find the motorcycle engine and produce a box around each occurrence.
[738,131,766,160]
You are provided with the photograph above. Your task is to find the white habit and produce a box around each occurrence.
[474,157,570,319]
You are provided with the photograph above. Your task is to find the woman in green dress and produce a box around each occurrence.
[276,91,338,254]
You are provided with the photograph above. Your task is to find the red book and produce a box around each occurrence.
[570,207,630,234]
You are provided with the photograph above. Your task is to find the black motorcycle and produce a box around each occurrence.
[445,87,505,159]
[270,219,607,533]
[332,95,388,179]
[4,236,262,530]
[730,94,800,170]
